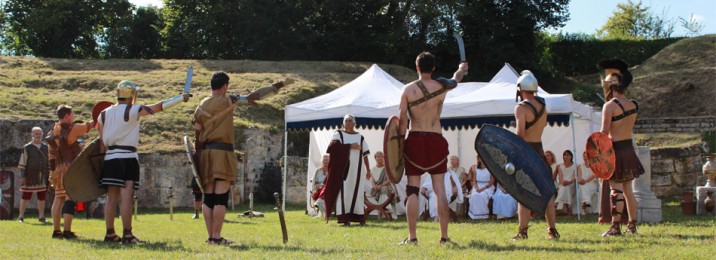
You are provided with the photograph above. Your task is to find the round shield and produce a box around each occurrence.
[383,116,404,184]
[64,138,107,202]
[584,132,615,180]
[91,101,113,125]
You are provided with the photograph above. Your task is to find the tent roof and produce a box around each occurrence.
[286,64,597,131]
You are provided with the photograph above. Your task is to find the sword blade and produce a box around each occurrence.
[453,32,466,62]
[184,65,193,94]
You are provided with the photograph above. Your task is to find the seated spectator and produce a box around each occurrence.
[492,184,517,219]
[555,150,579,215]
[365,151,395,219]
[419,168,463,221]
[578,152,599,215]
[311,154,329,218]
[467,154,495,220]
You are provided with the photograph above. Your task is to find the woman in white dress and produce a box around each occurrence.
[544,150,558,189]
[577,152,598,215]
[554,150,580,215]
[492,184,517,219]
[467,155,495,220]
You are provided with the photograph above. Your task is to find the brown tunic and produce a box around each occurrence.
[47,122,92,197]
[194,94,238,185]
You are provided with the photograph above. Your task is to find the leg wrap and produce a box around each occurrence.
[214,192,229,207]
[62,200,77,215]
[610,189,625,216]
[405,185,420,206]
[203,194,215,209]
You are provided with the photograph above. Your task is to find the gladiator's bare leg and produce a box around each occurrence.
[430,173,449,239]
[405,175,421,240]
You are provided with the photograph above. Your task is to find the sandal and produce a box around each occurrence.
[624,220,638,234]
[209,237,233,245]
[512,226,529,241]
[104,234,122,243]
[52,230,63,239]
[439,237,453,245]
[547,228,560,240]
[63,231,78,240]
[398,237,418,246]
[122,235,142,244]
[602,222,622,237]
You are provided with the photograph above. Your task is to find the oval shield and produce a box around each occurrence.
[91,101,114,125]
[64,138,107,202]
[584,132,615,180]
[383,116,404,184]
[475,125,555,215]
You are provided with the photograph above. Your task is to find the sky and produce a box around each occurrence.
[129,0,716,36]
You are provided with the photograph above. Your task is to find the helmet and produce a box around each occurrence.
[516,70,538,92]
[116,80,139,102]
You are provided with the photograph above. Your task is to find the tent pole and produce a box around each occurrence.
[570,112,581,220]
[283,125,288,212]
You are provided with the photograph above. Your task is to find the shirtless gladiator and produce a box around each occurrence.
[398,52,467,245]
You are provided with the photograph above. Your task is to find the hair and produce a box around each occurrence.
[544,150,556,165]
[56,105,73,119]
[562,150,574,163]
[475,154,485,169]
[343,114,356,124]
[606,73,628,93]
[374,151,384,158]
[31,126,43,133]
[415,52,435,73]
[211,71,230,90]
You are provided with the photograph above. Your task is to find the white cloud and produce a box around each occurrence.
[691,14,705,22]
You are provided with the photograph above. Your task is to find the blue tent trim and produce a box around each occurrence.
[287,114,571,132]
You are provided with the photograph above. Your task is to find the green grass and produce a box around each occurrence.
[1,199,714,259]
[634,133,701,149]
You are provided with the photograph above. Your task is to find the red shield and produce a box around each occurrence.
[91,101,114,126]
[584,132,615,180]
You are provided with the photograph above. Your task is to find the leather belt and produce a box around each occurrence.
[107,145,137,152]
[203,142,233,151]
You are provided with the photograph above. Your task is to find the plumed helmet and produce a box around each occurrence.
[116,80,139,100]
[597,58,632,87]
[516,70,538,92]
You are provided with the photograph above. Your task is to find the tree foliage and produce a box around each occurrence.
[597,0,674,40]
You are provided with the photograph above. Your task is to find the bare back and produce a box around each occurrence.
[514,97,547,142]
[400,79,447,133]
[601,97,637,141]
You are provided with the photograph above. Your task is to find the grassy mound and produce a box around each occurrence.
[0,57,415,151]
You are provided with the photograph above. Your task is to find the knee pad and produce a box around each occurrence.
[214,192,229,207]
[610,189,625,216]
[203,194,215,209]
[405,185,420,205]
[62,200,77,215]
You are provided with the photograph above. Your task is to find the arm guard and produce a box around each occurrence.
[436,77,458,90]
[161,93,190,111]
[229,94,249,104]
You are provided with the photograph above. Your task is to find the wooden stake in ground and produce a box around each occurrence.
[274,192,288,244]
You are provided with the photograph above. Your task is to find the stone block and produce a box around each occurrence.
[695,186,716,216]
[651,159,674,174]
[652,174,672,186]
[672,174,697,187]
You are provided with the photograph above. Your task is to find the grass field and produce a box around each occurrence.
[1,199,714,259]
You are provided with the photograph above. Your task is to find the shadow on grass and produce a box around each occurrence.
[40,58,162,71]
[465,240,596,253]
[70,238,187,252]
[662,234,715,241]
[228,242,344,254]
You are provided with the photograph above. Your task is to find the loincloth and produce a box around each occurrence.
[609,140,644,183]
[404,131,448,176]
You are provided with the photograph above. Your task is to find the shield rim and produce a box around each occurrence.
[64,138,107,202]
[383,116,404,184]
[184,136,204,193]
[91,101,114,124]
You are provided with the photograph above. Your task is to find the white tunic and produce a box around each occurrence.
[579,164,599,205]
[468,166,494,219]
[492,185,517,218]
[555,163,577,208]
[333,131,369,219]
[420,170,463,218]
[99,104,141,160]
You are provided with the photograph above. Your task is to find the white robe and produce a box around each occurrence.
[492,185,517,218]
[365,166,394,216]
[579,164,599,206]
[334,131,370,219]
[468,166,494,219]
[555,163,576,209]
[420,171,463,218]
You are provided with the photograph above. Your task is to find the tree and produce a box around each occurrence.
[597,0,674,40]
[2,0,134,58]
[103,6,164,58]
[679,13,705,37]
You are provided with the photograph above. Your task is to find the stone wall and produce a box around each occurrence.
[1,118,288,208]
[650,145,707,196]
[634,116,716,134]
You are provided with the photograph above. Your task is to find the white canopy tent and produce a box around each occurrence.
[283,64,601,215]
